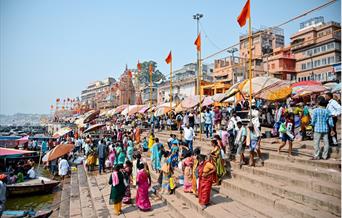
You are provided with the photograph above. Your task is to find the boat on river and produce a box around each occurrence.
[1,209,53,218]
[6,177,59,196]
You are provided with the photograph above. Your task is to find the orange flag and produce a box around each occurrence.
[194,33,201,51]
[149,64,153,76]
[237,0,250,27]
[128,70,132,78]
[137,61,142,72]
[165,51,172,64]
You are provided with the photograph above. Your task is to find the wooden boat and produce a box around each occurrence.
[1,209,53,218]
[6,177,60,196]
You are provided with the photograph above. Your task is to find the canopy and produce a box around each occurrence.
[181,95,202,109]
[17,136,29,145]
[43,143,74,162]
[52,127,72,139]
[83,123,105,133]
[121,105,145,116]
[254,80,292,101]
[331,83,341,93]
[202,96,214,107]
[211,93,227,103]
[154,106,172,117]
[138,105,150,114]
[0,148,35,158]
[240,77,282,96]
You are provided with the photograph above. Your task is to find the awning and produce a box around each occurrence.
[0,148,36,158]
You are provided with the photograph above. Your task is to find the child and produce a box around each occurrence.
[278,112,295,157]
[141,137,148,152]
[169,175,176,194]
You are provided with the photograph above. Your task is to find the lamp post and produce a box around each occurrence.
[227,48,238,84]
[193,13,203,95]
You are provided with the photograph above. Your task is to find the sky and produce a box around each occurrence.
[0,0,340,115]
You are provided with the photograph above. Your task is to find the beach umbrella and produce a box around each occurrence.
[292,85,327,95]
[254,80,292,101]
[83,123,106,133]
[52,127,72,139]
[156,102,177,109]
[43,143,74,162]
[121,105,146,116]
[240,76,282,96]
[99,109,111,117]
[83,110,100,123]
[154,106,172,117]
[291,81,321,88]
[175,104,186,113]
[202,96,214,107]
[212,93,227,103]
[138,105,150,114]
[331,83,341,93]
[181,95,202,109]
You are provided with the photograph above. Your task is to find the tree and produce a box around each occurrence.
[138,61,166,85]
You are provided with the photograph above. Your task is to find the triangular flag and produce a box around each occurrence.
[237,0,250,27]
[165,51,172,64]
[137,61,142,72]
[194,33,201,51]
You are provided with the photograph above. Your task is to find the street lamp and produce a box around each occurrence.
[227,48,238,84]
[193,13,203,95]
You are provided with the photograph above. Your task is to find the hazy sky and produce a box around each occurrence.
[0,0,340,115]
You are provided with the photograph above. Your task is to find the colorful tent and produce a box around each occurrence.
[42,144,74,162]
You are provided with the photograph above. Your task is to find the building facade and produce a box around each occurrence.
[239,27,285,77]
[80,77,116,109]
[291,17,341,82]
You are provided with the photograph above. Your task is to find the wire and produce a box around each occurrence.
[199,21,222,50]
[202,0,337,61]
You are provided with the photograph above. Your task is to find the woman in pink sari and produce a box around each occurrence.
[135,163,152,211]
[183,156,193,193]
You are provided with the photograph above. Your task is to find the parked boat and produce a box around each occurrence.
[6,177,59,196]
[1,209,53,218]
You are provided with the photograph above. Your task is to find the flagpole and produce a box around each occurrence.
[170,58,173,134]
[150,65,153,121]
[199,45,202,141]
[248,2,253,119]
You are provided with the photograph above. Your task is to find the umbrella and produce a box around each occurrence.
[52,127,72,139]
[181,95,202,109]
[83,110,100,123]
[175,104,186,113]
[0,148,35,158]
[212,93,227,103]
[291,81,321,88]
[121,105,146,116]
[202,96,214,107]
[331,83,341,93]
[240,76,282,96]
[138,105,150,114]
[292,85,327,95]
[254,80,292,101]
[156,102,177,109]
[83,123,106,133]
[43,144,74,162]
[99,109,111,117]
[154,106,172,117]
[17,136,29,145]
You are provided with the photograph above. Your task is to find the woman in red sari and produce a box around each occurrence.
[198,154,216,210]
[135,163,152,211]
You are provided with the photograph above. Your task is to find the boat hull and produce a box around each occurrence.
[6,177,60,196]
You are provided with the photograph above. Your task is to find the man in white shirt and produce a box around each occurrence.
[58,156,70,180]
[326,93,341,145]
[183,124,195,152]
[27,166,36,179]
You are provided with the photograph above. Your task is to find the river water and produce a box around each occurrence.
[5,167,59,211]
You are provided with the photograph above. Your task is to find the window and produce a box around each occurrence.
[301,63,306,70]
[327,42,335,50]
[322,58,327,65]
[314,60,321,67]
[328,56,335,64]
[321,45,326,52]
[307,62,312,69]
[337,55,341,62]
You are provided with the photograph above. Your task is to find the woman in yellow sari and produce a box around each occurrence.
[210,140,226,185]
[148,132,155,150]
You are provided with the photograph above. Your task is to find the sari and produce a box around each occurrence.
[108,150,115,167]
[135,127,141,144]
[136,169,152,211]
[170,145,179,168]
[109,171,125,215]
[122,166,132,204]
[126,145,134,162]
[150,143,161,171]
[148,135,154,149]
[210,146,225,184]
[161,163,171,192]
[192,157,199,195]
[183,157,193,193]
[114,147,125,165]
[198,160,215,206]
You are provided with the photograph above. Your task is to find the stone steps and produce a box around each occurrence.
[69,170,82,218]
[231,167,340,216]
[58,178,71,218]
[221,179,339,218]
[77,165,97,218]
[145,155,269,218]
[145,130,341,218]
[230,162,341,198]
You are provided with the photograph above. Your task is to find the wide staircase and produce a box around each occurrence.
[56,129,341,218]
[146,130,341,218]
